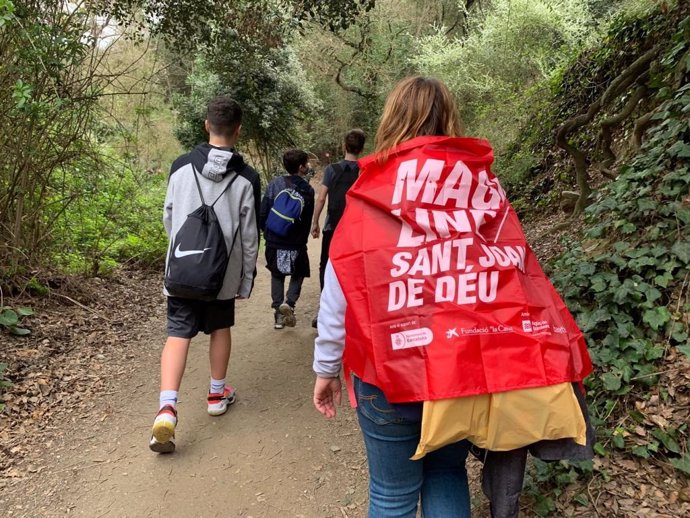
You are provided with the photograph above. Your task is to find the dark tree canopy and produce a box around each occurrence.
[299,0,376,31]
[98,0,377,49]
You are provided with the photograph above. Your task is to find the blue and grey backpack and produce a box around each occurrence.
[265,176,305,237]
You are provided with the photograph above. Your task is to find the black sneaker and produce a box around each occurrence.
[274,310,285,330]
[279,303,296,327]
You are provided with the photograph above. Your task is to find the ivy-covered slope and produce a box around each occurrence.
[507,7,690,516]
[552,83,689,465]
[501,3,689,217]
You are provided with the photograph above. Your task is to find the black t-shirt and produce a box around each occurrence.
[322,160,359,231]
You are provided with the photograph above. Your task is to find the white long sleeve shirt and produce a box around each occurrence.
[313,261,347,378]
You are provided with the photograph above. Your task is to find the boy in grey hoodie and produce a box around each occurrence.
[150,96,261,453]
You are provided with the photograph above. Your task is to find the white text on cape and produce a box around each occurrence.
[387,157,524,312]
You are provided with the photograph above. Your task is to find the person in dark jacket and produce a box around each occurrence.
[260,149,315,329]
[310,129,365,328]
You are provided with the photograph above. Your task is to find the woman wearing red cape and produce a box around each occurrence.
[313,76,594,518]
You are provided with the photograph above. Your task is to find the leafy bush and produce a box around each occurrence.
[0,306,33,335]
[48,148,168,275]
[173,47,321,179]
[0,1,112,266]
[412,0,596,153]
[494,1,687,203]
[25,277,48,296]
[0,1,177,276]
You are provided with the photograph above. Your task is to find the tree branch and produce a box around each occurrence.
[331,18,375,99]
[335,62,375,99]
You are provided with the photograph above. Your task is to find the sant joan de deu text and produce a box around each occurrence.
[385,157,526,312]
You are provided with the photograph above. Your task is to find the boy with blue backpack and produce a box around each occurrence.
[260,149,315,329]
[150,96,261,453]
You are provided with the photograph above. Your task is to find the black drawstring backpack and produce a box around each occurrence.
[165,167,240,300]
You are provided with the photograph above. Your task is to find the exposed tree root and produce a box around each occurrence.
[556,47,659,216]
[599,84,648,167]
[632,109,656,149]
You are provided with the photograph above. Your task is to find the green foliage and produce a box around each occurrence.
[523,459,595,516]
[171,61,222,150]
[552,0,679,118]
[0,1,106,264]
[111,180,169,268]
[553,86,690,434]
[497,1,686,200]
[299,0,376,31]
[294,0,420,155]
[413,0,596,153]
[101,0,375,50]
[0,0,15,26]
[25,277,48,296]
[671,452,690,475]
[0,0,175,275]
[0,1,180,277]
[48,149,168,275]
[0,306,33,336]
[173,48,320,177]
[548,84,689,480]
[515,12,690,506]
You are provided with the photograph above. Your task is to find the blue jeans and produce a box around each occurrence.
[354,377,471,518]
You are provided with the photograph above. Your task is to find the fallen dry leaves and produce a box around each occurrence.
[0,269,163,488]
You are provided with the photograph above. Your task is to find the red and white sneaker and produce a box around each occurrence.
[149,405,177,453]
[207,386,236,416]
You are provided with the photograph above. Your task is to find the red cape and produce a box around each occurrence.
[329,136,592,403]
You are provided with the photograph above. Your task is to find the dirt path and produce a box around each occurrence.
[2,237,385,517]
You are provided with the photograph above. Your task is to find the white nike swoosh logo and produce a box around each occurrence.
[174,244,211,258]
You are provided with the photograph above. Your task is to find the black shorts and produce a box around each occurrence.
[167,297,235,338]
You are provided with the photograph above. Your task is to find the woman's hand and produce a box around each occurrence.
[311,222,320,239]
[313,376,341,418]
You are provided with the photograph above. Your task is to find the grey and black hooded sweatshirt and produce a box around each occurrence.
[163,144,261,300]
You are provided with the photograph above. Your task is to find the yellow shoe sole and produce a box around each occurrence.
[152,419,175,444]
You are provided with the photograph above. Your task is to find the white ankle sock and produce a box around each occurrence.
[210,378,225,394]
[159,390,177,410]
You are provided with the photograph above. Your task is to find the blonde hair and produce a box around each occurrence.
[375,76,462,156]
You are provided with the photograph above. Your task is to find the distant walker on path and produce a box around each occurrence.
[260,149,315,330]
[310,129,366,327]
